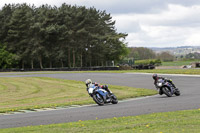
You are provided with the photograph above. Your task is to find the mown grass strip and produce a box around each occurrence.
[1,68,200,75]
[1,109,200,133]
[162,60,199,66]
[0,77,156,113]
[124,69,200,75]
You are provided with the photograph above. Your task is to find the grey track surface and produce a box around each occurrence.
[0,72,200,129]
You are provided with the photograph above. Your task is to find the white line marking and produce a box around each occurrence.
[0,95,158,115]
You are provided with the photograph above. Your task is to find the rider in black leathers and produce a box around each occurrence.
[152,74,177,95]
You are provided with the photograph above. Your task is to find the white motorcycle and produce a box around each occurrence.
[87,84,118,106]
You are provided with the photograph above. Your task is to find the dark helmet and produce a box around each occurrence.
[152,74,158,80]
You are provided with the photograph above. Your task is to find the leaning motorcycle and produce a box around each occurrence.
[87,85,118,106]
[156,79,180,97]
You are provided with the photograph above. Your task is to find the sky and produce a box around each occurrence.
[1,0,200,48]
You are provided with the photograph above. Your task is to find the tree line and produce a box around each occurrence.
[0,3,128,69]
[185,52,200,59]
[126,47,174,61]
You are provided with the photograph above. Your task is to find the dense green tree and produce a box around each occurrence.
[29,6,44,69]
[43,6,59,68]
[0,4,14,44]
[6,4,33,69]
[57,4,71,67]
[0,43,17,68]
[0,3,128,69]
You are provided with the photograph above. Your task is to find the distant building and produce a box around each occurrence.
[191,62,200,68]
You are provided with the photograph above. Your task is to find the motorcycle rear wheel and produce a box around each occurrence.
[93,93,104,106]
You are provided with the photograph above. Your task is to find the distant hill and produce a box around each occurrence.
[150,46,200,56]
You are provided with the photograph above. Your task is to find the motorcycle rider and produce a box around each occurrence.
[85,79,112,94]
[152,74,177,95]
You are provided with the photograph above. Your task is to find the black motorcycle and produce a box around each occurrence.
[155,79,180,97]
[87,85,118,106]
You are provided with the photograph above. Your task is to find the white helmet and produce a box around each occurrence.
[85,79,92,85]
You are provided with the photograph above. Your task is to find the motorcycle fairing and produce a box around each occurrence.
[96,88,108,101]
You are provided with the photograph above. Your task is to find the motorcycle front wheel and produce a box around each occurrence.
[162,87,172,97]
[93,93,104,106]
[174,88,181,96]
[111,93,118,104]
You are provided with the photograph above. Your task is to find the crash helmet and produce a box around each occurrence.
[85,79,92,86]
[152,74,158,80]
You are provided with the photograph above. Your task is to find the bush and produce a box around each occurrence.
[134,59,162,66]
[0,43,18,69]
[154,59,162,66]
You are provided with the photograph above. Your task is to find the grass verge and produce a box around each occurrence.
[162,60,199,66]
[126,69,200,75]
[1,68,200,75]
[1,109,200,133]
[0,77,156,113]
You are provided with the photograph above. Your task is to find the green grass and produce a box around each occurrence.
[1,68,200,76]
[0,77,156,113]
[1,109,200,133]
[162,60,200,66]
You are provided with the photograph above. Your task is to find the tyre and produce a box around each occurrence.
[174,88,181,96]
[93,93,104,106]
[162,87,172,97]
[111,94,118,104]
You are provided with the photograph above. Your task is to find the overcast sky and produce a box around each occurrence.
[1,0,200,48]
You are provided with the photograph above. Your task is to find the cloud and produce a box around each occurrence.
[168,0,200,7]
[113,4,200,47]
[112,15,142,33]
[185,33,200,46]
[114,4,200,28]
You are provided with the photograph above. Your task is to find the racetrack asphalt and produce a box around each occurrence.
[0,72,200,129]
